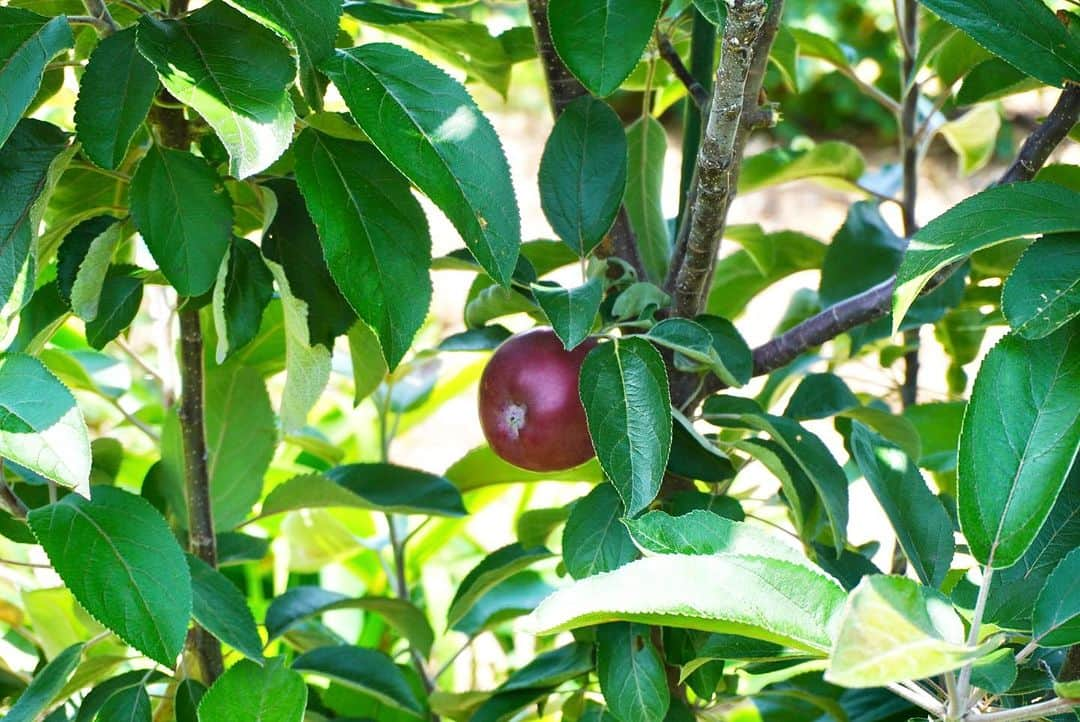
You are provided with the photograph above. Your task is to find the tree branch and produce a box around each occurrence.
[676,10,717,231]
[526,0,650,282]
[698,83,1080,401]
[967,697,1079,722]
[80,0,119,35]
[657,33,710,109]
[0,464,28,521]
[670,0,768,318]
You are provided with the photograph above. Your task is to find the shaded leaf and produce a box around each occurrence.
[563,483,638,579]
[532,279,603,350]
[0,8,72,147]
[188,554,264,663]
[597,623,670,722]
[292,645,424,716]
[448,543,552,628]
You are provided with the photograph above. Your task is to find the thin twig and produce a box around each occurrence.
[0,558,50,569]
[80,0,119,34]
[885,681,943,715]
[434,634,479,679]
[657,33,710,109]
[113,336,167,386]
[967,697,1079,722]
[836,65,902,115]
[956,565,995,714]
[0,463,28,520]
[107,396,160,442]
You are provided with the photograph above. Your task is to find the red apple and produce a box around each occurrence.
[478,328,597,472]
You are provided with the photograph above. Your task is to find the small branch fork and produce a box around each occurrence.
[698,83,1080,403]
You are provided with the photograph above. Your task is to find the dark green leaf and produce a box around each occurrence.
[321,43,520,286]
[74,670,167,722]
[438,325,513,352]
[1033,547,1080,646]
[74,27,157,170]
[3,642,83,722]
[448,543,552,628]
[347,322,387,404]
[197,658,307,722]
[958,324,1080,567]
[703,396,848,552]
[261,178,356,348]
[135,3,296,178]
[212,236,275,361]
[293,130,432,369]
[56,215,117,308]
[28,486,191,666]
[562,483,638,579]
[646,317,749,388]
[129,146,232,297]
[265,586,435,657]
[321,463,466,516]
[956,58,1042,106]
[96,684,152,722]
[452,571,554,636]
[188,554,264,664]
[970,649,1017,695]
[532,278,603,350]
[819,202,903,309]
[580,338,671,516]
[597,623,670,722]
[547,0,662,97]
[292,645,424,716]
[0,119,71,313]
[501,642,593,692]
[85,266,143,350]
[784,373,859,420]
[1002,233,1080,339]
[894,182,1080,330]
[667,411,734,483]
[919,0,1080,87]
[222,0,341,109]
[0,8,72,147]
[625,116,669,283]
[9,280,68,354]
[0,352,90,492]
[695,315,753,387]
[538,96,627,256]
[850,424,953,588]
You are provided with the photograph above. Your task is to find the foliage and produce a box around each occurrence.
[1,1,1080,722]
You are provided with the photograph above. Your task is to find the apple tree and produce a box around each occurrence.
[1,0,1080,721]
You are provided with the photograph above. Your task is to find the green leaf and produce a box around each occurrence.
[129,146,232,297]
[579,338,671,516]
[96,684,152,722]
[819,202,903,309]
[532,279,603,350]
[597,623,670,722]
[538,96,627,256]
[0,8,72,147]
[452,571,554,636]
[65,217,124,322]
[448,543,552,628]
[703,396,849,552]
[75,670,166,722]
[1002,233,1080,339]
[8,280,68,355]
[444,445,603,492]
[3,642,84,722]
[265,586,435,657]
[784,373,859,420]
[322,43,520,286]
[85,266,143,350]
[738,141,865,194]
[956,58,1041,106]
[562,483,638,579]
[261,255,332,433]
[645,317,750,388]
[893,182,1080,331]
[292,646,424,716]
[198,658,307,722]
[0,353,90,493]
[529,553,846,655]
[547,0,662,97]
[625,116,669,283]
[668,410,734,482]
[789,27,854,70]
[293,129,432,369]
[74,27,157,170]
[826,575,999,687]
[918,0,1080,87]
[0,119,71,316]
[849,424,953,588]
[696,315,753,386]
[135,3,296,178]
[222,0,341,110]
[28,486,191,666]
[261,178,356,348]
[1054,678,1080,699]
[500,641,594,692]
[188,554,264,664]
[692,0,726,26]
[1033,547,1080,647]
[959,325,1080,567]
[939,104,1001,175]
[267,463,467,517]
[212,236,275,362]
[347,322,387,404]
[625,510,817,571]
[970,648,1017,695]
